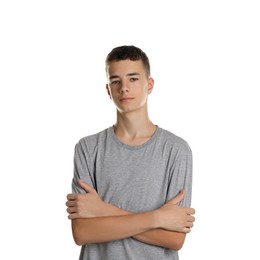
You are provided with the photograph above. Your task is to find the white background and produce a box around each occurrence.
[1,1,259,259]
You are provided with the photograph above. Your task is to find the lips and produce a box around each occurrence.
[119,97,134,102]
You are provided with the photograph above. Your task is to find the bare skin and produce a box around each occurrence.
[66,181,195,249]
[67,59,196,250]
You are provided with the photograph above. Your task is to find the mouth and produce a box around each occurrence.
[119,97,134,102]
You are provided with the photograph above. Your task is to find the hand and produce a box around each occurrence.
[156,190,195,233]
[66,180,109,219]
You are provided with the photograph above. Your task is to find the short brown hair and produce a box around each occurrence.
[105,45,151,77]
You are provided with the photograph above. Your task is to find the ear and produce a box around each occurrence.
[147,77,154,94]
[106,84,112,99]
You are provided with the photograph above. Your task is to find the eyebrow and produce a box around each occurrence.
[109,72,141,80]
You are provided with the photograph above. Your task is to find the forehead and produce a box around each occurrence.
[106,59,145,77]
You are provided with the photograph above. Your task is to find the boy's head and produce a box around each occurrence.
[105,45,151,77]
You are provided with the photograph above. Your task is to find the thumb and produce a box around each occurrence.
[78,180,95,193]
[169,190,185,205]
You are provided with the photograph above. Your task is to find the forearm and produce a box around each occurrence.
[67,183,194,249]
[72,211,158,245]
[82,204,185,251]
[134,229,186,250]
[102,204,186,250]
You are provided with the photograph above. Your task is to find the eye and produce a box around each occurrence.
[130,77,139,82]
[110,80,120,86]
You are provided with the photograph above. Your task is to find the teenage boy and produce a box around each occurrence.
[66,45,195,260]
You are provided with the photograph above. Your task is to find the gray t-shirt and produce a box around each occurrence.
[72,126,193,260]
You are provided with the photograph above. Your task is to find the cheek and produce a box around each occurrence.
[109,88,117,97]
[140,86,149,97]
[138,89,149,104]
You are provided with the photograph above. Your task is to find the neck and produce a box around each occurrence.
[113,109,157,145]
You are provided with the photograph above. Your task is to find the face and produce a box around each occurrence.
[106,59,154,114]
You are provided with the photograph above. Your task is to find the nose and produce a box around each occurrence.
[119,81,129,94]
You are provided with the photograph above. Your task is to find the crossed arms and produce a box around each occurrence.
[66,180,196,251]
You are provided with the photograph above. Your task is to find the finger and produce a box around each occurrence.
[169,190,185,204]
[78,180,95,193]
[184,207,195,215]
[66,201,75,207]
[183,227,191,233]
[186,222,194,228]
[188,215,195,222]
[67,193,78,200]
[66,207,76,214]
[186,207,196,215]
[68,213,78,220]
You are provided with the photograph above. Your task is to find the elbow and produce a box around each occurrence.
[74,237,85,246]
[72,219,89,246]
[167,241,184,251]
[72,223,84,245]
[167,233,185,251]
[72,230,85,246]
[73,237,84,246]
[170,240,184,251]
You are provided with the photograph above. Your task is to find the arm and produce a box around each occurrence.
[71,211,157,245]
[67,181,195,249]
[134,228,186,251]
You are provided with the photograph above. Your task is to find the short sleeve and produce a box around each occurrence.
[166,145,193,208]
[71,141,96,194]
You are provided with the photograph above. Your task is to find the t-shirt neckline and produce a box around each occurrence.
[108,125,161,150]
